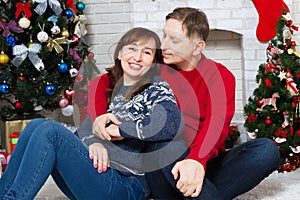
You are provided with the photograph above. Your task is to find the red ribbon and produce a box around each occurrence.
[264,60,277,74]
[286,79,299,95]
[15,2,32,19]
[66,0,78,12]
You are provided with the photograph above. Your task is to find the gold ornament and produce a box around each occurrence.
[27,41,33,47]
[61,28,70,38]
[0,51,9,64]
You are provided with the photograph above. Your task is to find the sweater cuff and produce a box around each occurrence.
[185,154,209,170]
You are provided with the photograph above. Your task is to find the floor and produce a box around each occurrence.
[36,169,300,199]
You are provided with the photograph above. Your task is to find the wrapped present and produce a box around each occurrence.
[0,151,9,174]
[0,116,39,154]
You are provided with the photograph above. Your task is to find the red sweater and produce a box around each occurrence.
[87,55,235,169]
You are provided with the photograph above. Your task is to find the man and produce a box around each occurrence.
[89,7,280,200]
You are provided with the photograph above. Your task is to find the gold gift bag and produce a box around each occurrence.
[0,118,33,154]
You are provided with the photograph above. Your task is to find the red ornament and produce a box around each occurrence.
[14,101,23,109]
[19,75,26,81]
[65,89,75,99]
[285,20,293,26]
[264,78,272,87]
[70,34,80,47]
[264,117,272,126]
[247,113,257,123]
[267,45,272,51]
[58,98,69,108]
[257,99,263,107]
[281,162,293,172]
[88,52,94,58]
[291,41,296,47]
[75,73,83,83]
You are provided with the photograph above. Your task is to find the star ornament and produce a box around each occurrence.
[278,70,287,81]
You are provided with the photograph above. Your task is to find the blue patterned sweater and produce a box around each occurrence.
[79,76,185,176]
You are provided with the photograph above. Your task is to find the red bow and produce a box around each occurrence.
[275,128,281,137]
[15,2,32,19]
[247,113,257,124]
[66,0,78,12]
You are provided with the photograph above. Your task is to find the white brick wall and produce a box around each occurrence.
[84,0,131,73]
[84,0,299,127]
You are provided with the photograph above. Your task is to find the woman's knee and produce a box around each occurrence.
[21,118,47,135]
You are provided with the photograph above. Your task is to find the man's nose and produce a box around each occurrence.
[161,37,169,50]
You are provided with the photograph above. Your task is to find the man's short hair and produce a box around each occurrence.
[166,7,210,42]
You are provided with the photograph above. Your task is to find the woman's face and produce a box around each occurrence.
[118,38,157,85]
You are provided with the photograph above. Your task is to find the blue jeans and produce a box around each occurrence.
[0,118,145,200]
[146,138,280,200]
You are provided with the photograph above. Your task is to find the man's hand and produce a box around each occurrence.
[93,113,121,140]
[171,159,205,197]
[89,143,110,173]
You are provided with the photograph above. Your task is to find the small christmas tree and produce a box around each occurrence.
[244,10,300,172]
[0,0,97,120]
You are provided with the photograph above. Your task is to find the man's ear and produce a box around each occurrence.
[193,40,206,56]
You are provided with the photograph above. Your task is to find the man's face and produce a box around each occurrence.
[161,18,199,70]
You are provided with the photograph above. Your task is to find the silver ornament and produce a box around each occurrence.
[69,68,78,78]
[18,17,31,29]
[37,31,49,43]
[51,25,61,35]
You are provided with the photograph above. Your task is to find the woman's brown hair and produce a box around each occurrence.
[106,27,162,104]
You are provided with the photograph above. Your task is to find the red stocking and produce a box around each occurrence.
[252,0,289,42]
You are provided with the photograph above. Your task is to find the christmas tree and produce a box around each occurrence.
[244,10,300,172]
[0,0,98,120]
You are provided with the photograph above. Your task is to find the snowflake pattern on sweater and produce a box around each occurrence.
[79,76,185,175]
[108,78,178,140]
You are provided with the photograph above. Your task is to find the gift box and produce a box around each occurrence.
[0,116,38,154]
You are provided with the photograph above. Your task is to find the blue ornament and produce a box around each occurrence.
[0,82,10,94]
[6,35,16,46]
[58,62,69,73]
[45,84,56,95]
[76,2,85,12]
[64,9,73,19]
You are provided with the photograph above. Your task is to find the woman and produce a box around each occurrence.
[0,27,186,200]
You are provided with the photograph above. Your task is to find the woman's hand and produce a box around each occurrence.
[93,113,121,140]
[89,143,110,173]
[106,124,124,141]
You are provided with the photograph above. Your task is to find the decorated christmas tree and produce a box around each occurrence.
[0,0,98,120]
[244,10,300,172]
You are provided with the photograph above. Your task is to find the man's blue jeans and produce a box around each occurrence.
[146,138,280,200]
[0,118,145,200]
